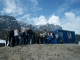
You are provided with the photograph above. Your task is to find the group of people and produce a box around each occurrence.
[5,28,60,47]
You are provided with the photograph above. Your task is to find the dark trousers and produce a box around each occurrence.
[9,37,14,47]
[6,40,8,46]
[48,38,54,44]
[40,37,43,44]
[43,36,47,44]
[12,37,15,47]
[32,36,34,44]
[37,37,40,44]
[14,36,19,45]
[23,35,28,44]
[9,37,12,46]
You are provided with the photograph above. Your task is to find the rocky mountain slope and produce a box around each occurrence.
[0,16,62,31]
[0,16,20,30]
[18,21,62,31]
[0,44,80,60]
[35,23,62,31]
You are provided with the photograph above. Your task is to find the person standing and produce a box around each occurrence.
[36,32,40,44]
[8,28,14,47]
[14,28,19,46]
[42,29,47,44]
[39,33,43,44]
[23,29,28,44]
[27,28,33,44]
[47,32,51,44]
[18,28,23,45]
[50,31,55,44]
[32,31,35,44]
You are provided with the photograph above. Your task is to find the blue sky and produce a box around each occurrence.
[0,0,80,34]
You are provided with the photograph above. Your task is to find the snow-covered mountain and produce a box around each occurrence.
[17,21,37,30]
[35,23,62,31]
[0,16,62,31]
[0,16,20,30]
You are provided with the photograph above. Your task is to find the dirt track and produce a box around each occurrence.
[0,44,80,60]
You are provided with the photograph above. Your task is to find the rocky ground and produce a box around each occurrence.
[0,44,80,60]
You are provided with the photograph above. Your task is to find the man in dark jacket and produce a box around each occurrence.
[23,29,28,44]
[8,28,14,47]
[27,28,33,44]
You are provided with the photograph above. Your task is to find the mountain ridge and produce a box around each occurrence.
[0,16,62,31]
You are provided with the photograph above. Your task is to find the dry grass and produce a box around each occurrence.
[0,44,80,60]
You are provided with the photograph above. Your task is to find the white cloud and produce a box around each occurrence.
[31,0,38,5]
[56,0,80,15]
[56,3,69,14]
[31,15,47,25]
[30,0,42,12]
[1,0,23,16]
[65,12,75,21]
[31,15,60,25]
[65,0,80,4]
[62,12,80,34]
[17,14,31,22]
[1,0,42,16]
[48,15,60,25]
